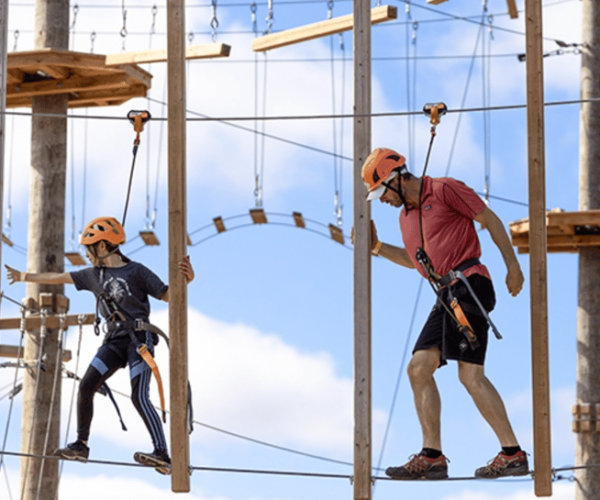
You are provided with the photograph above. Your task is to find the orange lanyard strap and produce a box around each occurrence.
[137,343,167,423]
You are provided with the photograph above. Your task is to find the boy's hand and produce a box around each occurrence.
[5,265,22,285]
[179,256,194,284]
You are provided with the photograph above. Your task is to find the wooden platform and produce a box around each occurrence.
[510,209,600,253]
[6,49,152,109]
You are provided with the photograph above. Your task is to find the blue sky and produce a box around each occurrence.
[0,0,584,499]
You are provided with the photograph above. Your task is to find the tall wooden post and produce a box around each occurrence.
[524,0,552,496]
[0,0,7,273]
[167,0,190,492]
[20,1,69,499]
[353,1,372,499]
[575,2,600,499]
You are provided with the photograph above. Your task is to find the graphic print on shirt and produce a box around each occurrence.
[104,276,133,302]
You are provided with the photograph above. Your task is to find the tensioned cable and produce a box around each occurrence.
[373,279,424,495]
[3,97,595,123]
[444,3,485,177]
[0,449,584,482]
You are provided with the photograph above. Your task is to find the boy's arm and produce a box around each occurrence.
[5,265,74,285]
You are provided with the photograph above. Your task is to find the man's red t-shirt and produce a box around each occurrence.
[400,176,491,281]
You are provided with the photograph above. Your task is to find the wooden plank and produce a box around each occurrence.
[525,0,552,495]
[292,212,305,228]
[252,5,397,52]
[7,73,131,99]
[0,313,95,331]
[38,64,70,80]
[7,68,24,84]
[329,224,345,245]
[213,216,226,233]
[167,0,190,491]
[8,49,107,71]
[105,43,231,66]
[507,0,519,19]
[353,1,372,500]
[250,208,268,224]
[64,85,147,108]
[0,344,72,362]
[140,230,160,246]
[513,233,600,249]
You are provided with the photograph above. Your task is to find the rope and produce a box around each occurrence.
[35,314,66,500]
[20,309,48,500]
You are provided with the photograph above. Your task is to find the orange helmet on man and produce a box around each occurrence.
[361,148,407,201]
[80,217,126,246]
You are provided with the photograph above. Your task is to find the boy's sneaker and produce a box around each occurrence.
[386,452,449,480]
[134,449,171,475]
[55,441,89,462]
[474,450,529,478]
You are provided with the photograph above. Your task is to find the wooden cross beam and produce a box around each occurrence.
[105,43,231,66]
[0,344,72,362]
[0,313,95,331]
[251,5,397,52]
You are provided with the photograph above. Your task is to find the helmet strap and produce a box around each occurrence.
[382,175,410,210]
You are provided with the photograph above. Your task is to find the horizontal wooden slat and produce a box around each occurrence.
[0,313,96,331]
[105,43,231,66]
[0,344,72,362]
[252,5,397,52]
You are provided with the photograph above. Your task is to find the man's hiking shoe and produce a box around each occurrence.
[474,450,529,478]
[134,449,171,475]
[54,441,89,462]
[386,452,448,480]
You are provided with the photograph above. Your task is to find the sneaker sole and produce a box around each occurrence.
[56,452,88,463]
[134,452,171,475]
[386,469,448,480]
[475,465,529,479]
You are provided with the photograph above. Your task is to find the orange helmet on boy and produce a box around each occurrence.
[80,217,126,246]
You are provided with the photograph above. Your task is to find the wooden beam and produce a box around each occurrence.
[0,313,95,331]
[0,344,72,362]
[252,5,397,52]
[105,43,231,66]
[7,73,132,99]
[38,64,70,80]
[167,0,190,491]
[525,0,552,495]
[7,68,24,84]
[513,233,600,250]
[507,0,519,19]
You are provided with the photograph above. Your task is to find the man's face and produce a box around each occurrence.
[380,176,403,207]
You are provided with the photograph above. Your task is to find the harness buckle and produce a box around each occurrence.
[134,318,145,332]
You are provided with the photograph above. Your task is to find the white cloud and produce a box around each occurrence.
[57,307,386,459]
[441,481,574,500]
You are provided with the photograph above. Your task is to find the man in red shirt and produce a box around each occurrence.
[361,148,528,479]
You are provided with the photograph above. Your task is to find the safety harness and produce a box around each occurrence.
[415,103,503,352]
[90,266,193,432]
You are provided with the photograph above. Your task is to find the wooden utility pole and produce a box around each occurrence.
[0,0,7,274]
[167,0,190,492]
[353,1,372,499]
[575,2,600,498]
[524,0,552,496]
[19,1,69,499]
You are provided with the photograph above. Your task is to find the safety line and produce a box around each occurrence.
[2,97,595,123]
[0,449,588,483]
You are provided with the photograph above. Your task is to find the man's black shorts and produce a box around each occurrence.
[413,274,496,366]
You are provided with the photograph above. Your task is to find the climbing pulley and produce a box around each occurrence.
[122,110,151,228]
[423,102,447,132]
